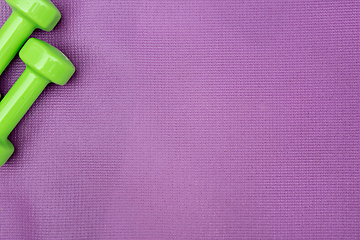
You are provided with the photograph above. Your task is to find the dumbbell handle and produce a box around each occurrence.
[0,68,48,138]
[0,12,35,75]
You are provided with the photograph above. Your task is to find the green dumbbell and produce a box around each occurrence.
[0,0,61,75]
[0,38,75,166]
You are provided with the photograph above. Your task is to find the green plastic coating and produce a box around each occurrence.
[0,0,61,76]
[0,13,34,75]
[0,38,75,166]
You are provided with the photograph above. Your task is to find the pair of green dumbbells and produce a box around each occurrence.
[0,0,75,166]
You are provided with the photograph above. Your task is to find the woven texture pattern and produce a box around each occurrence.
[0,0,359,239]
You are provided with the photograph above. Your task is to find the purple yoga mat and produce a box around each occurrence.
[0,0,359,239]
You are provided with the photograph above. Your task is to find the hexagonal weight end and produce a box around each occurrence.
[6,0,61,31]
[20,38,75,85]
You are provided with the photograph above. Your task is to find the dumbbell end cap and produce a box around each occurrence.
[20,38,75,85]
[6,0,61,31]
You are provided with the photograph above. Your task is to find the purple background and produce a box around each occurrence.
[0,0,359,239]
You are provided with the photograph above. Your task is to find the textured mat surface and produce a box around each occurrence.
[0,0,359,239]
